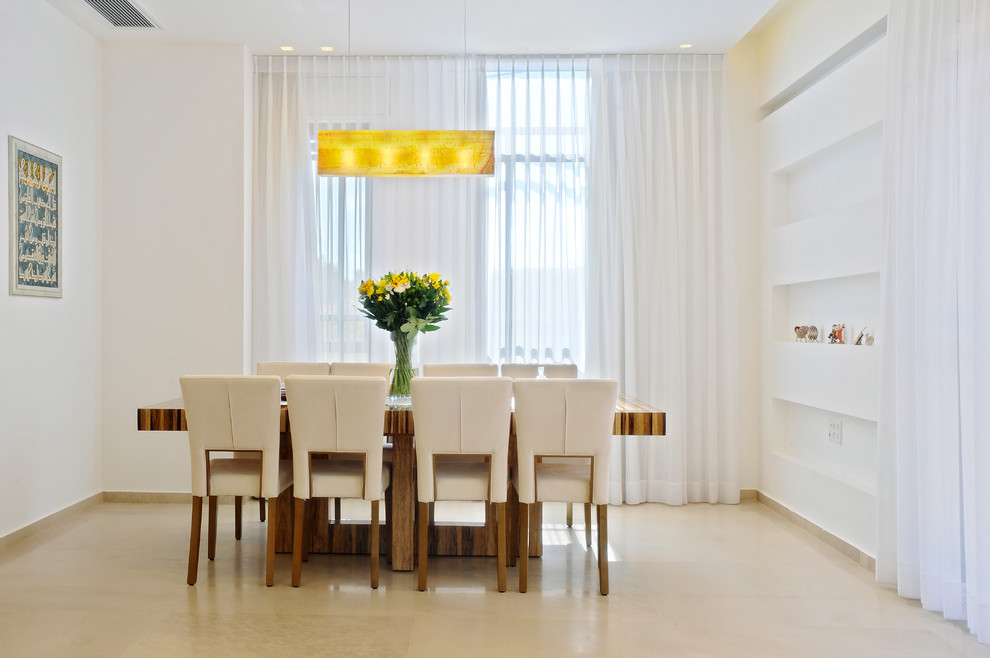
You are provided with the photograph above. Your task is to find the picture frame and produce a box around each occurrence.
[9,135,62,298]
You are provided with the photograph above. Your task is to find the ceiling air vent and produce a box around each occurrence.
[83,0,159,28]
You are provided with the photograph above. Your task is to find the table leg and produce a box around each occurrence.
[390,435,415,571]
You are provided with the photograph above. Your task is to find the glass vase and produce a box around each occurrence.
[388,330,418,400]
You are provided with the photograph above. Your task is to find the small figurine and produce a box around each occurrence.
[865,334,874,346]
[807,326,819,342]
[828,324,845,344]
[794,326,808,342]
[837,323,845,343]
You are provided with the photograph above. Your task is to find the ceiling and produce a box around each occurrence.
[48,0,779,56]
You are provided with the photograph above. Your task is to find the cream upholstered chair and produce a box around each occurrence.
[256,361,331,379]
[329,362,392,378]
[541,363,578,378]
[537,362,583,528]
[327,363,395,523]
[284,375,389,588]
[251,362,329,521]
[411,376,513,592]
[180,375,292,587]
[500,363,540,379]
[422,363,498,377]
[512,378,618,595]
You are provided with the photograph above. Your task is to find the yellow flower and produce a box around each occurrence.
[358,279,374,296]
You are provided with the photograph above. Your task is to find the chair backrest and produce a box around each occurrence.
[500,363,540,379]
[541,363,578,378]
[256,361,330,380]
[422,363,498,377]
[284,375,387,500]
[330,362,392,379]
[410,377,513,503]
[513,379,618,505]
[180,375,283,497]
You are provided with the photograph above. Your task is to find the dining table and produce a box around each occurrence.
[137,392,665,571]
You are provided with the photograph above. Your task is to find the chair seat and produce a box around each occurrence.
[435,459,491,501]
[533,463,592,503]
[311,458,391,499]
[209,457,293,497]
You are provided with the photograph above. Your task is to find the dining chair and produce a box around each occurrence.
[257,361,331,379]
[328,362,395,525]
[284,375,389,588]
[541,363,578,378]
[251,362,330,522]
[422,363,498,377]
[500,363,540,379]
[512,378,618,595]
[329,362,392,379]
[180,375,292,587]
[537,362,583,529]
[411,376,513,592]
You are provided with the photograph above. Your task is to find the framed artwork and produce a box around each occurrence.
[9,136,62,298]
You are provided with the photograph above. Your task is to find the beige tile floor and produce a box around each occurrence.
[1,500,988,657]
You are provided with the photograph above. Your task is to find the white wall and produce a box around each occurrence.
[726,30,764,492]
[0,1,103,537]
[100,42,251,493]
[732,0,887,555]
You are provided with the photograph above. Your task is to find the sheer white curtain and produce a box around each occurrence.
[877,0,990,642]
[253,57,324,363]
[485,56,591,369]
[253,56,488,365]
[588,54,740,505]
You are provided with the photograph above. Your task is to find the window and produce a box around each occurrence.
[311,124,371,362]
[485,60,590,370]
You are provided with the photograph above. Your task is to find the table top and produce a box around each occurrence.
[137,392,665,436]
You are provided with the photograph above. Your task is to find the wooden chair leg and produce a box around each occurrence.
[566,502,574,527]
[370,500,380,589]
[301,499,311,563]
[584,502,592,547]
[496,502,507,593]
[266,497,278,587]
[597,504,609,596]
[417,501,429,591]
[234,496,243,540]
[207,496,218,560]
[507,484,518,567]
[259,497,266,522]
[385,485,393,564]
[292,498,304,587]
[518,502,529,593]
[187,495,203,585]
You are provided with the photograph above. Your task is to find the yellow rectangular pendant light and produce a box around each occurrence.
[318,130,495,177]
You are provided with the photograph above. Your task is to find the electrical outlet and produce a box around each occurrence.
[828,419,843,445]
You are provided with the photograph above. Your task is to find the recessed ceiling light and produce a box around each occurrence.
[558,46,571,51]
[321,46,334,52]
[518,46,530,51]
[280,46,294,51]
[679,43,693,49]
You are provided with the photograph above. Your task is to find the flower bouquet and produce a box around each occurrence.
[357,271,451,398]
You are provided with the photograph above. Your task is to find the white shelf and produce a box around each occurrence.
[771,450,876,496]
[769,341,879,421]
[763,38,886,175]
[770,198,881,285]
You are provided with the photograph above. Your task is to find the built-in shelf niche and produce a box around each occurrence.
[772,122,883,229]
[770,399,877,495]
[772,273,880,343]
[770,340,879,421]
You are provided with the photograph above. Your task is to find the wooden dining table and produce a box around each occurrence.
[137,393,665,571]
